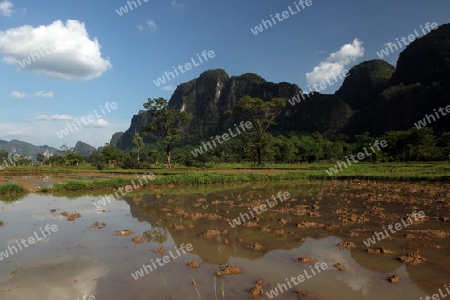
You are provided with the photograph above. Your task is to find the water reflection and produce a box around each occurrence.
[0,180,448,299]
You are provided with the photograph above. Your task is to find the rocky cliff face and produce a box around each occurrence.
[115,22,450,148]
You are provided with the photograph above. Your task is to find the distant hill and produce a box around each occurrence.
[74,141,96,156]
[0,139,59,160]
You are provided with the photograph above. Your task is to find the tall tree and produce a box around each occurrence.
[142,97,190,168]
[132,132,144,163]
[230,95,286,166]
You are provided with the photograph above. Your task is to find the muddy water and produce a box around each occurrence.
[0,179,449,299]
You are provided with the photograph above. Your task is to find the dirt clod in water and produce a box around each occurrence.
[50,209,57,213]
[187,261,200,269]
[366,247,393,255]
[154,246,165,254]
[334,263,346,271]
[115,230,134,236]
[397,250,426,265]
[247,242,263,250]
[61,211,69,217]
[132,236,145,243]
[248,279,263,297]
[202,229,221,238]
[216,264,243,276]
[295,290,313,298]
[67,213,81,221]
[337,242,356,250]
[297,257,315,263]
[388,274,401,283]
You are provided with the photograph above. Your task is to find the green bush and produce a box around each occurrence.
[0,183,27,195]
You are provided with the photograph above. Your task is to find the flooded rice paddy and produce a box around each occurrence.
[0,178,449,299]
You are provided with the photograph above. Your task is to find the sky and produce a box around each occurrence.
[0,0,449,149]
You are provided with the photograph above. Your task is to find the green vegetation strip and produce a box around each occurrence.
[2,163,449,193]
[0,183,27,195]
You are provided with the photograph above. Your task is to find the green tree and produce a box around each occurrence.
[102,143,123,166]
[36,153,45,163]
[132,132,144,163]
[230,95,286,166]
[142,97,190,168]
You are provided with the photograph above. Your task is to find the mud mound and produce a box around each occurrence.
[334,263,346,271]
[297,257,315,263]
[397,250,426,265]
[187,261,200,269]
[337,242,356,250]
[216,264,243,276]
[202,229,221,238]
[248,280,263,297]
[388,274,400,283]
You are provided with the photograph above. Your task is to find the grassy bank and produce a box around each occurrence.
[1,162,449,193]
[0,183,27,195]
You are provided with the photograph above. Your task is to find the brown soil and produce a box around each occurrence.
[202,229,221,238]
[132,236,145,243]
[67,213,81,221]
[216,264,243,276]
[115,230,134,236]
[187,261,200,269]
[248,279,263,297]
[337,242,356,250]
[388,274,401,283]
[297,257,315,263]
[334,263,346,271]
[153,246,165,254]
[397,250,426,265]
[366,247,394,255]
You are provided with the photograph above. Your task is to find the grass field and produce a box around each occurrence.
[0,162,449,194]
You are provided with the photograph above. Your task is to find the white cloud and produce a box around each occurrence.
[35,114,50,120]
[147,20,157,30]
[0,19,112,80]
[5,130,22,136]
[35,90,54,98]
[171,0,185,8]
[35,114,72,120]
[0,0,14,17]
[306,38,364,85]
[10,90,27,98]
[90,119,108,127]
[137,25,144,32]
[162,85,176,91]
[51,114,72,120]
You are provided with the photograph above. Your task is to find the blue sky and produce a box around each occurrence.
[0,0,449,149]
